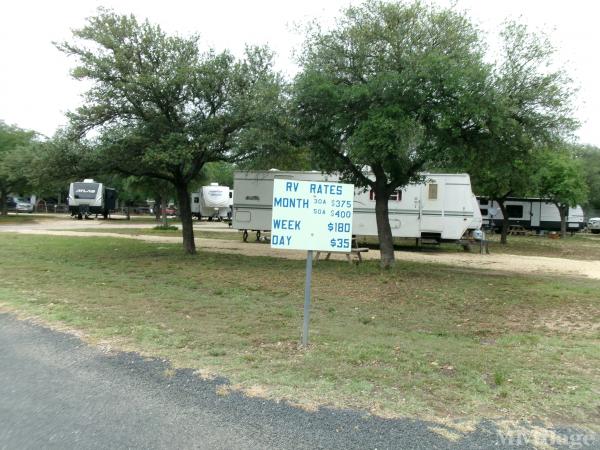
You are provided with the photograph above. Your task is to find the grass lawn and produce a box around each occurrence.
[485,233,600,261]
[0,233,598,426]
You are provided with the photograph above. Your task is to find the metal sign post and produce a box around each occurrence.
[302,250,314,347]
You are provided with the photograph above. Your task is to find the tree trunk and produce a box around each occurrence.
[161,197,168,228]
[557,203,567,238]
[175,183,196,254]
[154,196,161,221]
[125,204,131,221]
[0,189,7,216]
[374,185,395,268]
[497,199,509,244]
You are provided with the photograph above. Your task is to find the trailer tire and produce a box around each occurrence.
[242,230,248,242]
[77,213,83,220]
[592,229,600,234]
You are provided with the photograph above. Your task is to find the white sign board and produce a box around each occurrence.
[271,179,354,252]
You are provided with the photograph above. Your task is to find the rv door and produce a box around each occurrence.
[530,200,541,228]
[419,181,443,234]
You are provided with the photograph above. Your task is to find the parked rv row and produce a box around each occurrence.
[231,171,483,243]
[229,170,597,243]
[66,179,234,221]
[62,175,596,237]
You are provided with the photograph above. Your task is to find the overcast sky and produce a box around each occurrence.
[1,0,598,146]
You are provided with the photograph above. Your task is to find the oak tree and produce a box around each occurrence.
[294,0,488,267]
[59,10,282,253]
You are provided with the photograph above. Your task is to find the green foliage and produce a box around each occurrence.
[535,147,588,208]
[153,224,178,231]
[27,131,101,197]
[458,22,577,202]
[575,145,600,210]
[295,0,487,189]
[198,162,235,188]
[0,121,40,213]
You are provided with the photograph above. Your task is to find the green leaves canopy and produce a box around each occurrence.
[294,0,488,191]
[0,121,39,213]
[535,148,588,209]
[460,22,578,201]
[58,10,282,184]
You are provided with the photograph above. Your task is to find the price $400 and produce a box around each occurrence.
[330,238,350,249]
[327,222,351,232]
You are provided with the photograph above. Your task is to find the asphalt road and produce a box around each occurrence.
[0,313,587,450]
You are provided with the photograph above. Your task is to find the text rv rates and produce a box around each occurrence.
[283,181,343,196]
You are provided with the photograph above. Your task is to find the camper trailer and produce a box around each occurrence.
[478,197,586,232]
[191,184,231,220]
[68,179,117,219]
[232,171,481,242]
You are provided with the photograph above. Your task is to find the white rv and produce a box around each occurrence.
[588,217,600,234]
[477,197,586,232]
[232,171,481,242]
[191,183,231,220]
[68,179,117,219]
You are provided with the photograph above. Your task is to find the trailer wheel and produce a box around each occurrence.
[592,230,600,234]
[77,213,83,220]
[256,230,261,241]
[242,230,248,242]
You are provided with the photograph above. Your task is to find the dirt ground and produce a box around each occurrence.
[2,217,600,280]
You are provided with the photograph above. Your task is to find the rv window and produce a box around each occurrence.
[193,197,199,203]
[506,205,523,218]
[428,184,438,200]
[480,208,488,216]
[389,190,402,201]
[479,198,489,206]
[368,189,402,201]
[245,195,259,201]
[72,182,99,199]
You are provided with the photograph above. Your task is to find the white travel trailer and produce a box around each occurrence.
[68,179,117,219]
[232,170,481,242]
[477,197,586,232]
[191,183,231,220]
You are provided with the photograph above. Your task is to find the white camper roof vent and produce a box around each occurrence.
[210,182,219,186]
[83,179,95,183]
